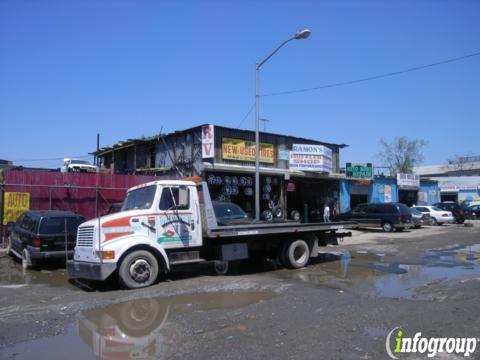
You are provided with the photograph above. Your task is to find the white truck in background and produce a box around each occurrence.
[61,158,99,173]
[67,179,353,288]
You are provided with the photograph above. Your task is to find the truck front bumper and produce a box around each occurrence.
[67,260,117,281]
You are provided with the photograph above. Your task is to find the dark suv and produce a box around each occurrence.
[433,202,466,224]
[8,210,85,269]
[337,202,412,232]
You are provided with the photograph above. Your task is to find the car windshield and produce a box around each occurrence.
[39,216,84,234]
[122,185,156,211]
[410,208,421,215]
[213,202,248,221]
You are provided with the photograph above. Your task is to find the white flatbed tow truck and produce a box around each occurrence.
[67,180,354,288]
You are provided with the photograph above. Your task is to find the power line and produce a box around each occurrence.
[236,103,255,128]
[262,50,480,97]
[10,155,91,162]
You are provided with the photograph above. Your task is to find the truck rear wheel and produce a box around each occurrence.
[119,250,159,289]
[281,240,310,269]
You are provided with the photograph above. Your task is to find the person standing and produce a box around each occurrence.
[323,204,331,223]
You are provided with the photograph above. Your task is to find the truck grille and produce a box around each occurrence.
[77,226,95,247]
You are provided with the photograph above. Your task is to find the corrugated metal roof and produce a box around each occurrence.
[93,123,348,156]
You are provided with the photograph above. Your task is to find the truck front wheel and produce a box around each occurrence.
[119,250,159,289]
[281,240,310,269]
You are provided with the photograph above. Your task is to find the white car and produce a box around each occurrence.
[412,205,454,225]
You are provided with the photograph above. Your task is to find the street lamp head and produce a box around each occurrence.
[294,29,311,40]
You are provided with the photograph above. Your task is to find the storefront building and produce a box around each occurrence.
[340,171,439,212]
[95,124,347,221]
[431,176,480,204]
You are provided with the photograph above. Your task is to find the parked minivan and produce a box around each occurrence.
[8,210,85,269]
[337,202,413,232]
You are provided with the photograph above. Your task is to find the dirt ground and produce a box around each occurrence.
[0,221,479,359]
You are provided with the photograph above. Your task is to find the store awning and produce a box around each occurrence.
[202,162,344,179]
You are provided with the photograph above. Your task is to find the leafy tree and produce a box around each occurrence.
[377,137,427,175]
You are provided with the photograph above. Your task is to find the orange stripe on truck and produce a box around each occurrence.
[103,217,131,228]
[105,232,133,242]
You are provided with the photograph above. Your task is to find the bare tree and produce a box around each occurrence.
[447,153,474,171]
[377,137,427,175]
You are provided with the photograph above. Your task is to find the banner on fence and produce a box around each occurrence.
[3,192,30,225]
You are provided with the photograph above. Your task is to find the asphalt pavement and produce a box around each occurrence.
[0,221,479,359]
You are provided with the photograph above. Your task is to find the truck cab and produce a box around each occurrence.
[68,180,201,288]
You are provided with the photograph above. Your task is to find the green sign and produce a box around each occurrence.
[346,163,373,178]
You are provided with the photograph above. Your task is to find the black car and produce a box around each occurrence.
[433,202,466,224]
[470,205,480,219]
[8,210,85,269]
[337,202,412,232]
[212,201,251,226]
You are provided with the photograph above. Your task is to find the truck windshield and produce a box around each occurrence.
[70,160,91,165]
[122,185,156,211]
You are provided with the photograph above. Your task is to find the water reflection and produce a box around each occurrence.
[275,245,480,301]
[77,291,274,359]
[0,256,71,288]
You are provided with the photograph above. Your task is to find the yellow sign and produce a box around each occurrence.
[222,138,275,164]
[3,192,30,225]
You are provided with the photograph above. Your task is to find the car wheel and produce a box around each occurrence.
[272,206,284,219]
[6,237,14,258]
[290,210,301,222]
[213,261,229,275]
[118,250,159,289]
[21,249,36,269]
[429,217,437,226]
[382,221,394,232]
[261,210,273,222]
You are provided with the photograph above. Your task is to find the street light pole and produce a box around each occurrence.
[254,29,311,221]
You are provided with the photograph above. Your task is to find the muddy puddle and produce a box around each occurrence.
[0,256,73,288]
[0,290,274,359]
[0,256,72,288]
[275,243,480,300]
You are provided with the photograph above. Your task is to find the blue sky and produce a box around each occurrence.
[1,0,479,169]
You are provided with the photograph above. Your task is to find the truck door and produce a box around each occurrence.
[156,185,202,248]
